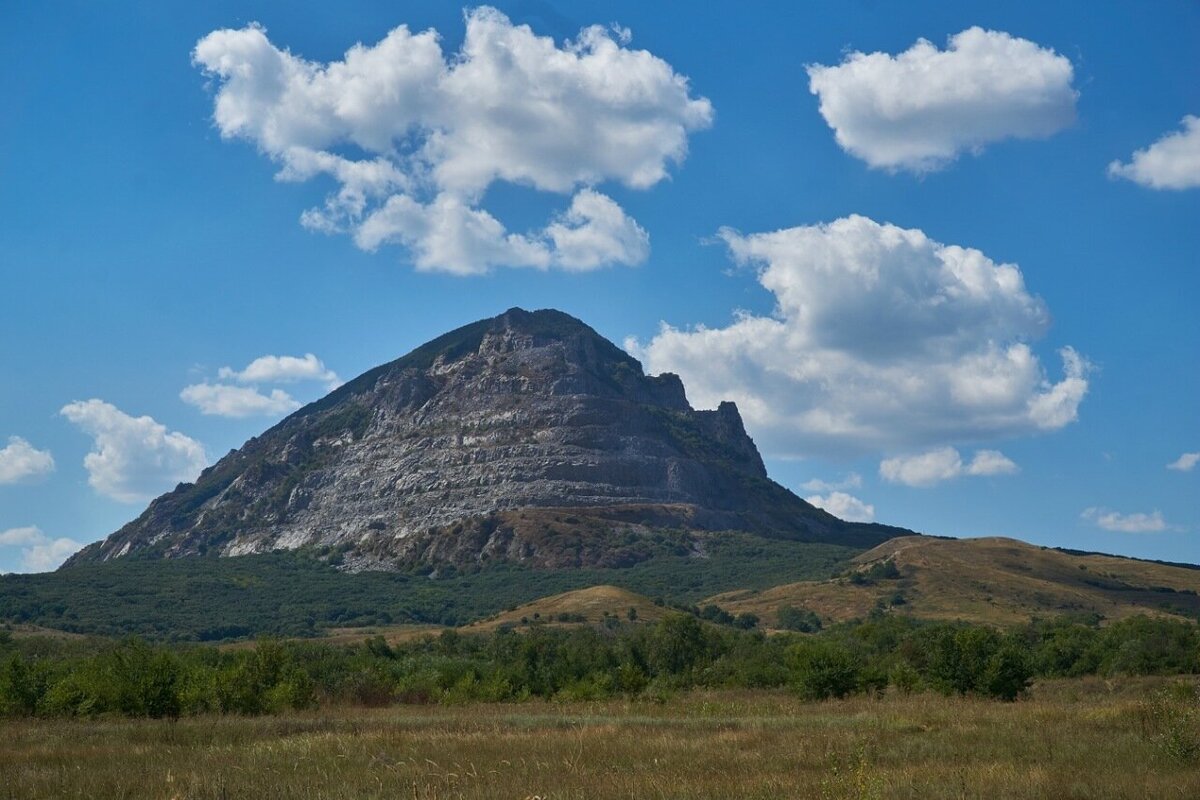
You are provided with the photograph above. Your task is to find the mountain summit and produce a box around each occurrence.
[67,309,907,570]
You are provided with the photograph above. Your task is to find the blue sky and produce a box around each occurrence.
[1,1,1197,572]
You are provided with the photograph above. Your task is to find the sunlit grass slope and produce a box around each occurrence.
[710,536,1200,627]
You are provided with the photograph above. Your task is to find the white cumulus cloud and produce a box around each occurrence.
[544,189,650,271]
[799,472,863,493]
[804,491,875,523]
[0,526,83,573]
[0,436,55,484]
[965,449,1021,477]
[1167,452,1199,472]
[188,352,339,419]
[633,215,1088,457]
[193,7,711,274]
[807,27,1077,172]
[60,400,208,503]
[218,353,341,389]
[180,383,301,418]
[1108,116,1200,190]
[0,526,45,546]
[880,447,1017,488]
[1082,507,1169,534]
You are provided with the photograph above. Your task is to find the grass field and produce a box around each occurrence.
[3,678,1197,799]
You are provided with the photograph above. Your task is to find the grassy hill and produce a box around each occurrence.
[463,585,669,632]
[708,536,1200,627]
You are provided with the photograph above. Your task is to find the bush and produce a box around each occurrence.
[733,613,759,630]
[648,614,712,676]
[888,661,922,694]
[1139,684,1200,762]
[0,655,45,715]
[788,639,862,700]
[980,644,1032,701]
[922,627,1030,700]
[776,605,822,633]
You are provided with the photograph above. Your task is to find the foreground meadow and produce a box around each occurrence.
[2,679,1197,799]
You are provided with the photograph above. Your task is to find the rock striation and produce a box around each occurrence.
[66,309,908,570]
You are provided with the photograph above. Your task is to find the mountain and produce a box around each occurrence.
[708,536,1200,627]
[66,308,907,571]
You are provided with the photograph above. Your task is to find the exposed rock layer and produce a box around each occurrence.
[67,309,908,569]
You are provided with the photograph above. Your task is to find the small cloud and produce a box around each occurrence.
[805,491,875,523]
[799,472,863,493]
[1081,507,1170,534]
[881,446,1019,487]
[188,352,342,418]
[0,436,55,484]
[1167,452,1199,472]
[60,399,207,503]
[181,383,301,418]
[1108,116,1200,190]
[965,449,1020,477]
[0,526,83,573]
[218,353,341,390]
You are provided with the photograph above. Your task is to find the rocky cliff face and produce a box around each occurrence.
[66,309,906,570]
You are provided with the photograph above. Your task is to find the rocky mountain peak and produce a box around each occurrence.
[66,308,904,570]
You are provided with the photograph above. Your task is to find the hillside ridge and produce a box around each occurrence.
[710,535,1200,627]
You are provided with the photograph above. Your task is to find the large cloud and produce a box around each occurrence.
[60,400,207,503]
[0,436,55,484]
[807,27,1077,172]
[193,8,711,274]
[1108,116,1200,190]
[0,526,83,573]
[633,215,1089,457]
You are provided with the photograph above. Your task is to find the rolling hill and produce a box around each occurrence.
[709,536,1200,627]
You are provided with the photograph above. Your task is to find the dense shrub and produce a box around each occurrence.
[788,639,862,699]
[776,605,822,633]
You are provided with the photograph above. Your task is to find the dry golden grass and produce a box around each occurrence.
[3,678,1198,799]
[462,585,668,632]
[304,623,445,648]
[710,535,1200,628]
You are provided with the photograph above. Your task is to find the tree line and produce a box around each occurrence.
[1,611,1197,718]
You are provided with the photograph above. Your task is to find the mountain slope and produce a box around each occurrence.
[67,308,907,571]
[709,536,1200,626]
